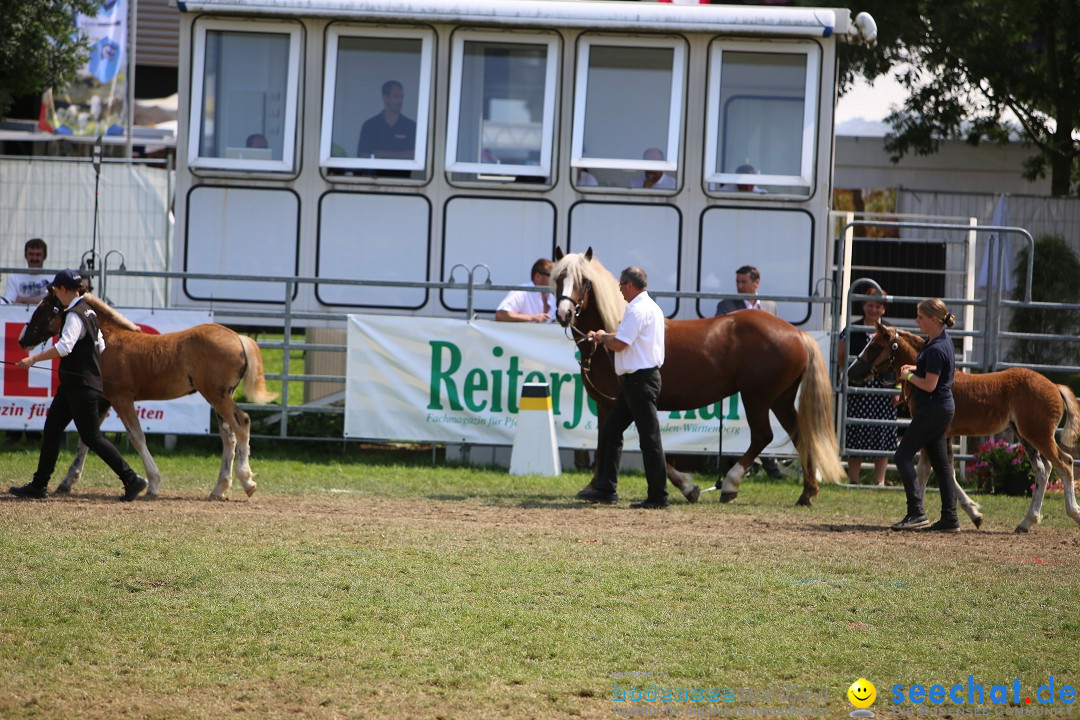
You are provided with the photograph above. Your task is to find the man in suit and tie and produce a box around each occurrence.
[715,264,784,479]
[496,258,554,323]
[715,265,777,316]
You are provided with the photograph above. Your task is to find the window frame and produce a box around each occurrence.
[703,40,820,192]
[570,35,686,176]
[187,18,302,173]
[444,29,560,179]
[320,25,434,174]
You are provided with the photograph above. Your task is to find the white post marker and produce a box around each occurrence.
[509,382,561,476]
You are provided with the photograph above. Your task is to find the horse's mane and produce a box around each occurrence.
[80,293,142,333]
[896,328,924,350]
[551,252,626,331]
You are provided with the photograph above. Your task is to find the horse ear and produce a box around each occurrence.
[554,246,564,261]
[584,246,593,261]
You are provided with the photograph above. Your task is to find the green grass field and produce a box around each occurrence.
[1,440,1077,719]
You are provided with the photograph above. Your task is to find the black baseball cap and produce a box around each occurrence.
[48,269,83,290]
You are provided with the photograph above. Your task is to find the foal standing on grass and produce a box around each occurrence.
[891,299,958,533]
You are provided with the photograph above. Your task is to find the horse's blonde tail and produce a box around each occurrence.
[240,335,278,404]
[1058,385,1080,452]
[796,333,845,484]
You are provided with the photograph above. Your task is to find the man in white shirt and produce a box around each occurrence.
[629,147,676,190]
[2,238,50,305]
[576,266,669,509]
[496,258,554,323]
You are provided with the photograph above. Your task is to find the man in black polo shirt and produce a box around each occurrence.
[356,80,417,160]
[9,269,147,502]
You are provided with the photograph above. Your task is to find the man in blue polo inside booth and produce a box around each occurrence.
[9,269,147,502]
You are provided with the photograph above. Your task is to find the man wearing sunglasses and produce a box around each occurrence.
[578,266,669,509]
[495,258,555,323]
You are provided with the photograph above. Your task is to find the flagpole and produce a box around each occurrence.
[126,0,136,160]
[90,135,103,273]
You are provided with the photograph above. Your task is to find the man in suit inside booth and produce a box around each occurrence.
[715,264,783,479]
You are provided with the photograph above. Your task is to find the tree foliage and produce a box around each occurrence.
[0,1,96,121]
[828,0,1080,196]
[1007,235,1080,370]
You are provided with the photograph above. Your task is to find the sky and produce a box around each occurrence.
[834,73,909,137]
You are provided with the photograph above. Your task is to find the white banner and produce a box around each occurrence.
[346,314,828,454]
[0,306,212,434]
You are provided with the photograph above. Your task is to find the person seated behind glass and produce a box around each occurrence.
[496,258,554,323]
[357,80,416,160]
[245,133,269,149]
[629,147,676,190]
[711,163,768,193]
[576,167,599,187]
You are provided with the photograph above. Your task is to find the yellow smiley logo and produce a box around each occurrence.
[848,678,877,709]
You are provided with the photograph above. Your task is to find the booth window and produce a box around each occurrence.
[321,27,433,179]
[570,37,686,191]
[446,31,559,185]
[704,43,820,196]
[188,19,301,173]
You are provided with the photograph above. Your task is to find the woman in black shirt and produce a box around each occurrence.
[891,298,959,532]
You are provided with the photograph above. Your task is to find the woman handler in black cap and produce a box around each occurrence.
[8,269,146,501]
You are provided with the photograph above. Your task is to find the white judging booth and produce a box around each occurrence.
[170,0,869,333]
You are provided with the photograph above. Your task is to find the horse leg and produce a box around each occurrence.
[770,386,817,507]
[720,403,774,504]
[110,399,163,498]
[56,440,90,494]
[56,397,112,493]
[1015,442,1049,533]
[210,413,238,500]
[231,406,257,497]
[946,439,983,529]
[666,464,700,503]
[1061,453,1080,527]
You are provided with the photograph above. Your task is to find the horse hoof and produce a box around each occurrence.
[244,483,257,498]
[208,493,228,502]
[685,484,700,504]
[719,491,738,503]
[54,484,71,495]
[1013,525,1030,534]
[796,497,814,508]
[972,515,984,529]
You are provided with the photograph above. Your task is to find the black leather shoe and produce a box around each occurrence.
[120,475,148,502]
[629,499,670,509]
[9,483,48,499]
[576,488,618,505]
[923,518,960,533]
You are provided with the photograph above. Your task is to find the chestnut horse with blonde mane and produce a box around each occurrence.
[19,290,276,500]
[551,248,844,506]
[848,320,1080,533]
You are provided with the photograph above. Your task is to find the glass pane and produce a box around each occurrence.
[330,36,424,177]
[716,52,806,183]
[199,31,291,161]
[582,45,673,164]
[455,41,549,169]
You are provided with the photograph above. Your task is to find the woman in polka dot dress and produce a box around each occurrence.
[839,287,899,485]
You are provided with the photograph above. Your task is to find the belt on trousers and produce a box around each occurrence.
[618,366,659,385]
